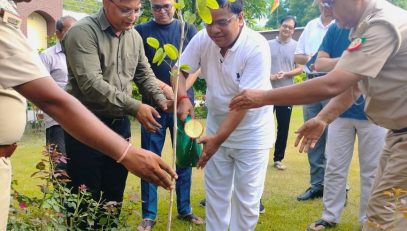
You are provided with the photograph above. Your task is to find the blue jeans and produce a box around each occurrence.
[303,99,329,191]
[141,112,192,220]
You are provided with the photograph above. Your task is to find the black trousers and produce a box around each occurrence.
[273,106,292,162]
[46,125,66,171]
[65,116,130,227]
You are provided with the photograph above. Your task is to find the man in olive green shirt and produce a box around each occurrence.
[62,0,171,227]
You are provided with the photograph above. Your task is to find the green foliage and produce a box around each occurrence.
[63,0,102,14]
[266,0,319,28]
[389,0,407,9]
[8,147,141,230]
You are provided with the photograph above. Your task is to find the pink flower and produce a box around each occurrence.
[79,184,87,192]
[19,202,27,209]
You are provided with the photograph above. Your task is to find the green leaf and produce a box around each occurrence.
[206,0,220,9]
[174,0,185,9]
[152,48,164,64]
[198,5,212,24]
[147,37,160,49]
[164,44,179,60]
[184,11,197,24]
[180,64,190,71]
[157,53,167,66]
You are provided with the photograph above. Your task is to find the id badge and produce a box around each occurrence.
[0,8,21,29]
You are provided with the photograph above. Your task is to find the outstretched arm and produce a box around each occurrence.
[14,77,177,189]
[295,83,360,152]
[229,69,362,110]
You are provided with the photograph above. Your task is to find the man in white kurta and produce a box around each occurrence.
[176,1,274,230]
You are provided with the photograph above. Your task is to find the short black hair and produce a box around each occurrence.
[216,0,243,15]
[280,15,297,28]
[56,16,76,32]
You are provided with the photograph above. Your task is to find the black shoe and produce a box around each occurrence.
[307,219,336,230]
[297,187,323,201]
[199,199,206,207]
[259,200,265,214]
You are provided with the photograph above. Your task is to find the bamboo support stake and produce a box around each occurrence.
[167,17,186,231]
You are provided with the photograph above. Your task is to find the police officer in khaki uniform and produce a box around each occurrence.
[0,1,176,229]
[230,0,407,230]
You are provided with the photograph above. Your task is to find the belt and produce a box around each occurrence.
[98,116,128,126]
[391,127,407,134]
[307,73,326,79]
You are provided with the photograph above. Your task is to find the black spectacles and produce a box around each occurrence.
[151,4,173,12]
[281,24,294,30]
[205,15,236,28]
[320,0,334,8]
[109,0,143,16]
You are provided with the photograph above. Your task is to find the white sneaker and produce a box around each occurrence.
[273,161,287,170]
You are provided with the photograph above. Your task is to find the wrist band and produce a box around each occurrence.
[116,143,132,163]
[178,95,189,102]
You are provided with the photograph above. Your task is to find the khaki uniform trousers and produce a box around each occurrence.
[0,158,11,231]
[363,131,407,230]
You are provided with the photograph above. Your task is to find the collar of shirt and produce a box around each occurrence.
[276,36,292,44]
[0,0,18,15]
[55,42,63,54]
[317,16,335,29]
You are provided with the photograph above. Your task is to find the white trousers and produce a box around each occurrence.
[322,118,386,224]
[0,158,11,231]
[204,147,269,231]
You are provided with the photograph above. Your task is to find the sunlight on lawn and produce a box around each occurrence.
[11,106,361,230]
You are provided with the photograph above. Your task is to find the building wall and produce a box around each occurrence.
[259,27,304,41]
[16,0,63,37]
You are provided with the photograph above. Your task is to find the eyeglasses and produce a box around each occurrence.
[109,0,144,16]
[320,0,334,8]
[281,24,294,30]
[151,4,173,12]
[205,15,236,28]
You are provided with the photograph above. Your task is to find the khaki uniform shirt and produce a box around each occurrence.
[0,0,48,144]
[336,0,407,130]
[62,9,165,118]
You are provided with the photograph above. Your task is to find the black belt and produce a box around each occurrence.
[98,116,128,126]
[391,127,407,134]
[307,73,326,79]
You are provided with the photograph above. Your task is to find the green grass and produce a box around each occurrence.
[11,106,362,230]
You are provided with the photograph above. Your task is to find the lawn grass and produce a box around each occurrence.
[11,106,362,230]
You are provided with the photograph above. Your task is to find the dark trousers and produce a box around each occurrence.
[46,125,66,171]
[273,106,292,162]
[65,116,130,227]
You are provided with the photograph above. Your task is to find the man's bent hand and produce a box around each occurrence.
[122,147,177,190]
[136,104,162,133]
[294,117,327,153]
[177,98,194,121]
[229,89,267,111]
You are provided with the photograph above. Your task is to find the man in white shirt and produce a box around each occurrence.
[177,0,274,230]
[40,16,76,171]
[294,0,334,201]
